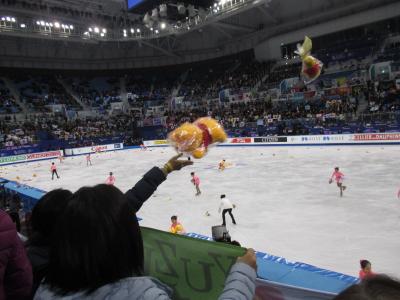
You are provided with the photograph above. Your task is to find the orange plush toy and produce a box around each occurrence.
[168,117,227,158]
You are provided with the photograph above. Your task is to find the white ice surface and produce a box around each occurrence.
[1,146,399,278]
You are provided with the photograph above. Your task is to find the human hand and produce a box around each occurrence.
[237,248,257,271]
[163,153,193,175]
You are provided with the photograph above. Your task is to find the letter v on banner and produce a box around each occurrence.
[141,227,245,300]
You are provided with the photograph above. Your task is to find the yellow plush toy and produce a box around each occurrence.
[295,36,323,84]
[168,117,227,158]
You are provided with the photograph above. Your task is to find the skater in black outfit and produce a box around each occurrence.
[218,194,236,226]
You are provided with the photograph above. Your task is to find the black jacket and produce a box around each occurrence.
[124,167,166,212]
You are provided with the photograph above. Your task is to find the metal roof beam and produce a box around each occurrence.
[215,21,254,32]
[257,5,278,24]
[140,40,180,58]
[211,24,233,38]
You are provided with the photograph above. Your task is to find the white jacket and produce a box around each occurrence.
[219,198,233,211]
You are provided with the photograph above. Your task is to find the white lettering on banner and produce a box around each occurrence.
[353,133,400,141]
[66,143,124,155]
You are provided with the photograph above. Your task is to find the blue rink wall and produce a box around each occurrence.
[5,134,396,298]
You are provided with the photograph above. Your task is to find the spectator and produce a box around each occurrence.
[0,210,33,299]
[26,189,73,296]
[169,215,186,235]
[8,193,22,232]
[333,275,400,300]
[359,259,376,280]
[33,184,256,299]
[29,154,191,297]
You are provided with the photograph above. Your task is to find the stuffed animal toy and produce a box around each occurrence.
[168,117,227,158]
[295,36,323,84]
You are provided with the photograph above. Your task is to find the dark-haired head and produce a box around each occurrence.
[52,162,55,165]
[360,260,371,270]
[171,215,177,221]
[335,167,339,171]
[45,184,143,295]
[190,172,194,176]
[109,172,113,176]
[29,189,73,246]
[333,275,400,300]
[221,194,226,199]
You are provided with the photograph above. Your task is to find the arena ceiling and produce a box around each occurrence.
[0,0,398,69]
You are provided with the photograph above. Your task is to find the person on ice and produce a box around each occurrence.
[106,172,115,185]
[50,162,60,180]
[169,215,186,235]
[329,167,347,197]
[219,194,236,226]
[190,172,201,196]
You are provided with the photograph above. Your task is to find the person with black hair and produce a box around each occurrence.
[50,162,59,180]
[34,184,257,299]
[333,275,400,300]
[359,259,376,280]
[26,189,73,296]
[29,154,192,295]
[8,193,22,232]
[219,194,236,226]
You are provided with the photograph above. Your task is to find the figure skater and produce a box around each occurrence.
[329,167,346,197]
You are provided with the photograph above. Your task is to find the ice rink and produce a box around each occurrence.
[1,145,400,278]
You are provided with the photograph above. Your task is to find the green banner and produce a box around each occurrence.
[142,227,246,300]
[0,154,27,164]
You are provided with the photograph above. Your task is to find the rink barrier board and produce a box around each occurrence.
[64,143,124,156]
[143,133,400,147]
[0,150,62,166]
[185,233,358,295]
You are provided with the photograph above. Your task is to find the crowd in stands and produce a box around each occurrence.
[0,80,20,114]
[14,75,82,112]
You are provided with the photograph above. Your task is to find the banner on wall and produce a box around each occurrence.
[0,150,62,166]
[254,137,288,143]
[142,227,244,300]
[65,143,123,156]
[352,133,400,141]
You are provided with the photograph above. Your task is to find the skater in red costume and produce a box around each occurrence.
[329,167,346,197]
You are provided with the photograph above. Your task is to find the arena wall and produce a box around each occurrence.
[255,2,400,60]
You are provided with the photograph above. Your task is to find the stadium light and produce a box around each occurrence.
[155,29,159,34]
[100,32,105,37]
[160,22,166,30]
[130,28,134,33]
[137,28,141,33]
[54,22,60,28]
[6,17,10,22]
[102,28,106,33]
[70,25,74,30]
[94,27,99,33]
[11,17,16,23]
[1,17,4,21]
[40,21,45,26]
[88,27,92,32]
[20,24,26,28]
